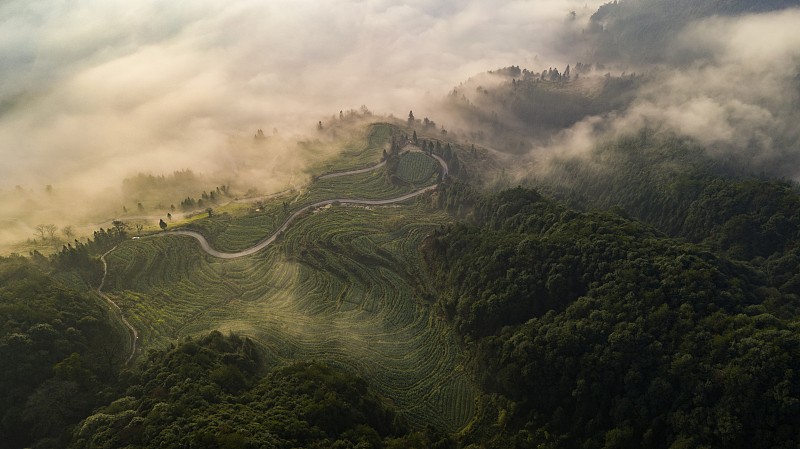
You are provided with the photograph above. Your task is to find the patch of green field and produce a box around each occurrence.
[295,166,417,207]
[395,151,439,185]
[102,201,476,433]
[309,123,393,174]
[181,196,292,253]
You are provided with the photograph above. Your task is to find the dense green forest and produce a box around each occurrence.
[542,131,800,280]
[424,185,800,448]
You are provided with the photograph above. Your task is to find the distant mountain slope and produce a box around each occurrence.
[541,131,800,272]
[442,68,642,152]
[584,0,800,63]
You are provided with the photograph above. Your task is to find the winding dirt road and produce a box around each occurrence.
[99,148,448,363]
[163,151,447,259]
[97,246,139,365]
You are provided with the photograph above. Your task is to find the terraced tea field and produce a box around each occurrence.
[297,166,415,207]
[396,151,439,185]
[98,124,477,432]
[182,194,293,253]
[308,122,394,174]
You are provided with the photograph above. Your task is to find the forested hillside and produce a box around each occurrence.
[0,256,127,448]
[424,186,800,448]
[71,332,452,449]
[442,68,641,152]
[583,0,799,63]
[542,131,800,281]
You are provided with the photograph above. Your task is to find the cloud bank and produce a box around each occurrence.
[630,9,800,171]
[533,8,800,178]
[0,0,600,194]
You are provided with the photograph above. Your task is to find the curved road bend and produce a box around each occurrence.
[166,152,448,259]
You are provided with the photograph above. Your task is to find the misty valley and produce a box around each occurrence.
[3,1,800,449]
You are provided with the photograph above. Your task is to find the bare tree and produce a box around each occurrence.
[35,224,58,241]
[45,224,58,241]
[34,224,47,241]
[135,224,143,235]
[62,226,74,240]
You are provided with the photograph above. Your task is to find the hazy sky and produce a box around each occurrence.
[0,0,599,191]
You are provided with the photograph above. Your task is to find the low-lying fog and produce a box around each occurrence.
[0,0,600,250]
[2,0,799,253]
